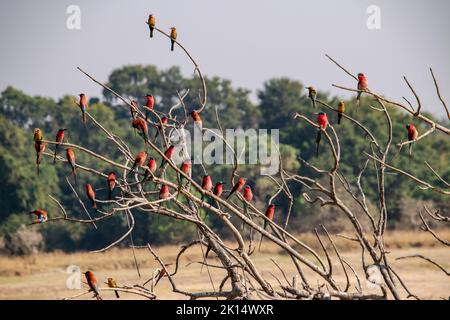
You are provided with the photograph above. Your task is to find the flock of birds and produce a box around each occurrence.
[27,14,419,300]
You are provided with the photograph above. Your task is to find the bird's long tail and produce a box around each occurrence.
[114,290,120,298]
[36,153,41,176]
[356,92,361,107]
[71,165,77,185]
[312,97,316,109]
[338,113,342,125]
[258,221,268,252]
[92,199,97,209]
[150,28,154,38]
[171,40,175,51]
[316,130,322,157]
[108,188,112,200]
[409,142,413,156]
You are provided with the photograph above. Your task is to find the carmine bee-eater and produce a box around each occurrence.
[34,141,45,176]
[85,183,96,209]
[132,118,149,143]
[307,86,317,109]
[179,159,192,185]
[226,177,246,200]
[170,27,177,51]
[211,182,224,208]
[406,123,419,156]
[159,145,175,169]
[154,263,172,286]
[130,100,139,120]
[145,94,155,121]
[78,93,88,124]
[141,157,157,184]
[154,116,168,139]
[356,73,368,106]
[242,185,253,226]
[29,210,48,224]
[316,112,329,157]
[337,101,345,125]
[85,271,102,300]
[53,128,66,163]
[190,111,202,131]
[66,148,77,184]
[107,171,116,200]
[107,277,120,298]
[201,175,212,202]
[148,14,155,38]
[159,184,170,200]
[128,151,148,176]
[259,204,276,250]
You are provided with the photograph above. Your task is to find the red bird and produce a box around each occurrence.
[159,184,170,200]
[53,128,66,164]
[130,100,139,120]
[357,73,368,106]
[141,157,157,184]
[145,94,155,120]
[226,177,246,200]
[316,112,329,157]
[128,151,148,176]
[107,171,116,200]
[154,263,172,287]
[259,204,276,250]
[201,175,212,202]
[242,185,253,202]
[154,116,168,139]
[66,148,77,184]
[85,184,96,209]
[85,271,102,300]
[159,145,175,169]
[78,93,88,124]
[132,118,148,143]
[191,111,202,131]
[406,123,419,156]
[30,210,48,224]
[179,159,192,186]
[34,141,45,176]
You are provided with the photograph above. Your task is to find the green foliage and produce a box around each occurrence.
[0,64,449,254]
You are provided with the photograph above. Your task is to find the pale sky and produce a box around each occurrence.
[1,0,449,118]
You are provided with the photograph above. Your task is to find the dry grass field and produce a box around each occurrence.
[0,230,448,300]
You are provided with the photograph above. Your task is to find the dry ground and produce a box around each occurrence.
[0,230,448,300]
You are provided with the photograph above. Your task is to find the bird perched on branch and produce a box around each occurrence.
[130,100,139,120]
[406,123,418,156]
[190,110,202,131]
[141,157,157,185]
[226,177,246,200]
[356,73,368,106]
[159,184,170,200]
[34,140,45,176]
[148,14,155,38]
[78,93,88,124]
[179,159,191,186]
[33,128,43,145]
[107,277,120,298]
[201,175,212,202]
[29,210,48,224]
[85,183,96,209]
[107,171,116,200]
[154,116,168,140]
[316,112,329,157]
[212,182,224,208]
[154,263,172,287]
[66,148,77,184]
[145,94,154,120]
[259,204,275,250]
[159,145,175,170]
[242,185,253,228]
[128,151,148,176]
[337,101,345,125]
[85,271,102,300]
[53,128,66,163]
[132,118,149,143]
[170,27,177,51]
[307,86,317,109]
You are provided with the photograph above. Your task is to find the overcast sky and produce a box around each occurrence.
[1,0,449,118]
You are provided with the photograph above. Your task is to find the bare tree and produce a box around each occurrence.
[35,18,449,300]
